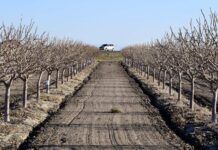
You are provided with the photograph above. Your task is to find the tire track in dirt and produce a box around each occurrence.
[113,90,139,147]
[23,62,191,150]
[42,83,97,145]
[71,77,98,147]
[68,82,96,125]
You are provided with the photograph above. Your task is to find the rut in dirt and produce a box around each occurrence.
[21,62,191,150]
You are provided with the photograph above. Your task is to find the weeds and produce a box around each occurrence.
[110,108,121,113]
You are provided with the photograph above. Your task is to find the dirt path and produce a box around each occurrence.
[22,62,190,150]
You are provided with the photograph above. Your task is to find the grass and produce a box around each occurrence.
[110,107,122,113]
[96,51,124,62]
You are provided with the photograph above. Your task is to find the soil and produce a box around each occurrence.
[125,64,218,149]
[0,63,97,149]
[21,62,192,150]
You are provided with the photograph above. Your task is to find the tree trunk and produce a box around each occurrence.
[145,66,147,77]
[212,89,218,123]
[190,77,195,110]
[81,62,84,70]
[84,61,86,69]
[169,76,173,96]
[136,63,139,72]
[80,63,82,71]
[37,71,44,101]
[141,65,143,75]
[158,70,162,86]
[70,67,73,79]
[61,69,65,84]
[46,73,51,94]
[143,66,146,77]
[77,63,79,72]
[141,65,144,76]
[138,64,141,74]
[73,66,76,76]
[83,61,86,69]
[139,64,141,73]
[22,78,28,108]
[139,64,140,73]
[55,69,59,88]
[178,72,183,101]
[4,84,11,122]
[85,60,88,67]
[66,68,70,82]
[162,70,166,89]
[135,63,137,71]
[73,65,76,75]
[77,63,80,73]
[153,68,156,82]
[80,63,83,71]
[147,65,150,80]
[76,65,78,75]
[142,66,145,77]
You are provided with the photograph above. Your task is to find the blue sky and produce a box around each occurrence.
[0,0,218,49]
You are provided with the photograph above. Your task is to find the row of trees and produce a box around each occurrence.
[0,22,98,122]
[122,10,218,123]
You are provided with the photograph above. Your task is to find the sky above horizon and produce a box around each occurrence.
[0,0,218,49]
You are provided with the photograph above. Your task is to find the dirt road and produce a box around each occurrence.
[22,62,190,150]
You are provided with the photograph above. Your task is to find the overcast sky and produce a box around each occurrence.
[0,0,218,49]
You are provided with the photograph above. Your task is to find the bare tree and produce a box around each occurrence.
[34,34,50,101]
[0,24,20,122]
[15,22,40,108]
[199,10,218,123]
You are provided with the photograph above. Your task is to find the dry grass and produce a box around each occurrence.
[128,66,218,147]
[96,51,124,62]
[40,94,62,102]
[0,62,98,149]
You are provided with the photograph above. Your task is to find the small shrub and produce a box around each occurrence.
[110,108,121,113]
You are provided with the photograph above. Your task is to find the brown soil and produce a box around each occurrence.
[0,63,97,149]
[22,62,191,150]
[125,64,218,149]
